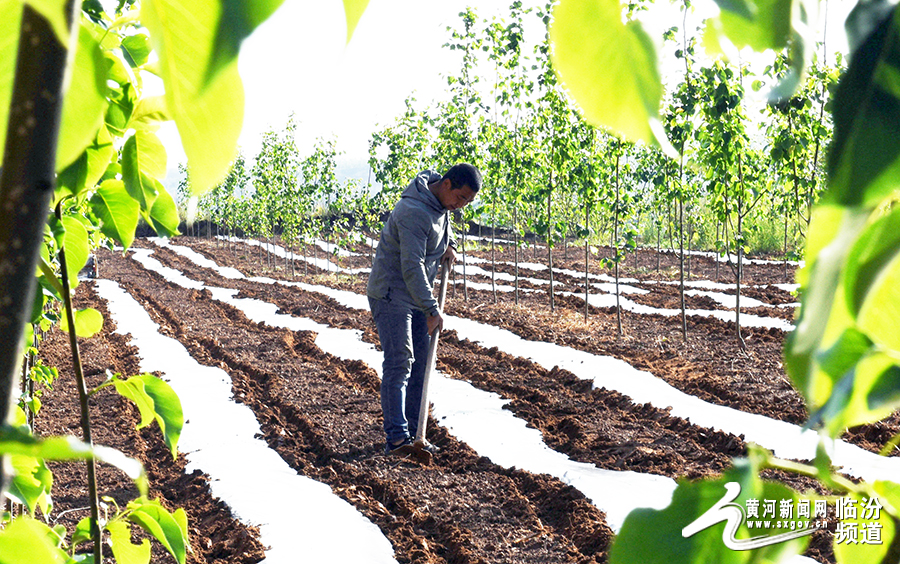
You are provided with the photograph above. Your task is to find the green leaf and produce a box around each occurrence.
[844,204,900,318]
[57,23,107,171]
[24,0,71,49]
[785,205,871,408]
[127,498,188,564]
[113,373,183,458]
[856,249,900,353]
[72,517,92,548]
[141,0,250,195]
[342,0,369,43]
[59,308,103,338]
[107,520,151,564]
[805,328,875,433]
[90,179,140,250]
[122,32,153,67]
[122,132,166,216]
[140,374,184,457]
[147,182,181,238]
[705,0,792,53]
[827,6,900,208]
[549,0,672,154]
[61,215,89,289]
[610,455,808,564]
[0,425,147,494]
[106,80,137,137]
[130,96,171,131]
[122,132,168,203]
[7,454,53,517]
[207,0,285,82]
[57,124,116,199]
[0,517,68,564]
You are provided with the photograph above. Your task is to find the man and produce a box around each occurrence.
[367,163,481,456]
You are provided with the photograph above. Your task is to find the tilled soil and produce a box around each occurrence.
[35,283,266,563]
[38,235,900,563]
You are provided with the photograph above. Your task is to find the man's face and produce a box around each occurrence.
[439,181,477,211]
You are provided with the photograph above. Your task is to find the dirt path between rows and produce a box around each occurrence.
[104,237,883,563]
[190,237,900,455]
[42,234,900,563]
[98,245,616,563]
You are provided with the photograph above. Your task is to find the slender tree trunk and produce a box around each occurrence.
[58,203,103,563]
[0,0,79,498]
[715,221,721,281]
[514,204,520,306]
[784,202,789,282]
[491,185,497,303]
[547,170,555,312]
[584,203,590,322]
[736,196,747,351]
[614,153,622,337]
[463,229,469,301]
[678,154,687,341]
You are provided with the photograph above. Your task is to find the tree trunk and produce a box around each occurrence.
[514,204,520,306]
[614,153,622,338]
[584,203,590,323]
[547,170,555,312]
[0,1,79,497]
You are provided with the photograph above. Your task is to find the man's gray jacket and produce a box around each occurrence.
[367,170,455,316]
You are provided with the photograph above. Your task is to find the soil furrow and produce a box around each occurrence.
[164,238,900,458]
[35,282,267,563]
[100,246,613,563]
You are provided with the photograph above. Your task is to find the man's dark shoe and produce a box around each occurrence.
[385,436,413,456]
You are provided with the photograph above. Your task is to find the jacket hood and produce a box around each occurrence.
[400,170,444,212]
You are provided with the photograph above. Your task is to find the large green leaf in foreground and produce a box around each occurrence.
[0,517,67,564]
[141,0,246,195]
[549,0,671,153]
[610,456,809,564]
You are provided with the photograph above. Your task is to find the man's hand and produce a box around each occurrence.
[441,245,457,265]
[427,312,443,336]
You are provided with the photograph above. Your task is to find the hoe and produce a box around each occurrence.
[398,259,451,465]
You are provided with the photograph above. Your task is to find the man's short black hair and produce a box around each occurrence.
[442,163,482,193]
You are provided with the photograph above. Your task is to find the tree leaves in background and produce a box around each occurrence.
[549,0,671,154]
